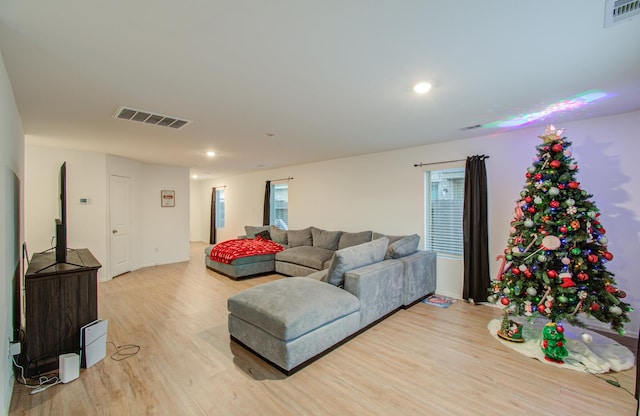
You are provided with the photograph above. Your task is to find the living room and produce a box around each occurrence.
[3,2,640,415]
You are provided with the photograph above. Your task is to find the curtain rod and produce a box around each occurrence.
[413,155,489,167]
[212,185,227,189]
[267,176,294,182]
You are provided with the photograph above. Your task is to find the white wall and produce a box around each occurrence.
[105,156,190,269]
[190,179,205,242]
[141,164,190,267]
[25,150,190,282]
[26,146,108,280]
[195,110,640,338]
[0,50,24,416]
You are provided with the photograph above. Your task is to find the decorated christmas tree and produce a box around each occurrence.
[489,126,632,357]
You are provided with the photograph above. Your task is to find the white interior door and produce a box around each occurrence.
[109,174,132,278]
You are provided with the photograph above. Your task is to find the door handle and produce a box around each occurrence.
[112,229,118,234]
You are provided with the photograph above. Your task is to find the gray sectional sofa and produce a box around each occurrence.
[225,227,437,374]
[205,225,431,289]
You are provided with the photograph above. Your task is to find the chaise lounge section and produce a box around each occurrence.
[228,236,436,374]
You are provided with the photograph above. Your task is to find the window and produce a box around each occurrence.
[215,188,225,228]
[270,183,288,229]
[424,167,465,256]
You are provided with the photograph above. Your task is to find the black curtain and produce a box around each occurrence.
[263,181,271,226]
[462,155,490,303]
[209,187,217,244]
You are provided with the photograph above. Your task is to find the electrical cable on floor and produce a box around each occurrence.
[565,356,635,397]
[107,341,140,361]
[12,356,61,394]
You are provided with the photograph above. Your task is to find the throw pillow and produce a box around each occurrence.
[338,231,373,250]
[325,237,389,287]
[386,234,420,259]
[254,229,271,240]
[288,227,313,247]
[269,225,288,246]
[245,225,270,238]
[311,227,342,250]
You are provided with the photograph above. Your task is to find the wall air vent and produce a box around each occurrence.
[113,106,191,129]
[605,0,640,27]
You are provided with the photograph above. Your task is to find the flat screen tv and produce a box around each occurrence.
[55,162,67,263]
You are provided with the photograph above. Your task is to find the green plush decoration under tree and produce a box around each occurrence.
[489,126,632,359]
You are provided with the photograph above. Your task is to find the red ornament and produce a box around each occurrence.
[524,270,532,278]
[557,184,565,190]
[551,143,563,152]
[603,252,613,260]
[550,160,561,169]
[500,298,510,306]
[605,285,616,294]
[527,206,536,213]
[538,304,546,313]
[577,272,589,281]
[599,227,606,235]
[618,290,627,298]
[547,270,558,278]
[525,196,533,203]
[556,325,564,333]
[568,181,580,189]
[590,303,600,311]
[512,267,521,275]
[534,173,543,181]
[587,254,598,263]
[526,172,532,178]
[559,226,568,234]
[549,200,560,208]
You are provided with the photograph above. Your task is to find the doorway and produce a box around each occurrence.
[109,174,132,278]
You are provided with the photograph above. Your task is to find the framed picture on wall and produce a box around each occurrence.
[161,190,175,207]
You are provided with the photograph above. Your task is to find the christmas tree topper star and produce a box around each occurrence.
[538,124,565,143]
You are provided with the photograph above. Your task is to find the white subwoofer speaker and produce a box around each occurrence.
[59,353,80,383]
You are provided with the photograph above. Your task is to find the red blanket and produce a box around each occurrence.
[209,237,284,264]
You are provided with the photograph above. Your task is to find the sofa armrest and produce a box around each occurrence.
[343,260,403,329]
[397,250,437,306]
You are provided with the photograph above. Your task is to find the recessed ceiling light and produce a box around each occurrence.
[191,174,198,179]
[206,151,215,157]
[413,82,432,94]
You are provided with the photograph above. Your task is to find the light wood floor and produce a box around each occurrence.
[10,242,639,415]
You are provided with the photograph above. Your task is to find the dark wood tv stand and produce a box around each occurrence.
[23,248,101,376]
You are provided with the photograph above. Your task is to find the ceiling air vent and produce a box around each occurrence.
[605,0,640,27]
[113,106,191,129]
[460,124,483,131]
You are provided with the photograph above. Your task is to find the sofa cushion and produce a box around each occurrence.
[275,246,335,270]
[245,225,270,238]
[228,276,360,341]
[311,227,342,250]
[288,227,313,247]
[270,225,288,246]
[386,234,420,259]
[338,231,372,249]
[372,232,405,245]
[325,237,389,287]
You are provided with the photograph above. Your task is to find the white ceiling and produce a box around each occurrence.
[1,1,639,180]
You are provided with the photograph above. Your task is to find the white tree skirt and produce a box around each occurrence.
[488,318,635,373]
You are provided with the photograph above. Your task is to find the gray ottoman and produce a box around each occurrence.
[228,277,361,374]
[205,245,275,280]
